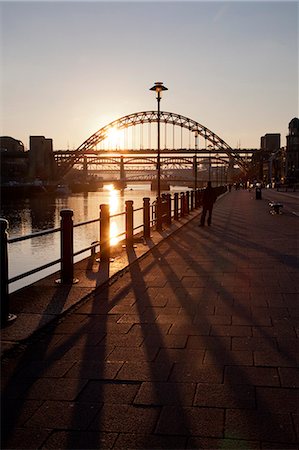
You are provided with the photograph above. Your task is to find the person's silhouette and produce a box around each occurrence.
[199,181,216,226]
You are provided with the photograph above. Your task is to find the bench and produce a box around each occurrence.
[269,202,283,215]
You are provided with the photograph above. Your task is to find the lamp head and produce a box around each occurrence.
[149,82,168,98]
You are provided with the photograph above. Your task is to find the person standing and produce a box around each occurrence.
[199,181,216,226]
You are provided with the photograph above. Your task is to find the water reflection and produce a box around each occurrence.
[1,186,158,292]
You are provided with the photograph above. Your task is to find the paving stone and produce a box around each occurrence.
[143,334,187,348]
[89,404,161,433]
[225,366,280,386]
[170,363,223,384]
[254,350,298,367]
[26,400,101,429]
[134,381,196,406]
[169,323,211,336]
[77,380,140,404]
[116,361,173,382]
[15,359,75,378]
[204,350,253,366]
[106,346,159,362]
[114,433,187,448]
[278,367,299,387]
[187,437,260,449]
[60,344,115,361]
[256,387,299,413]
[2,399,43,428]
[156,405,224,437]
[156,348,205,364]
[24,378,87,401]
[225,409,296,442]
[196,381,255,408]
[41,430,118,449]
[187,335,231,350]
[65,361,123,379]
[2,427,52,449]
[232,336,277,352]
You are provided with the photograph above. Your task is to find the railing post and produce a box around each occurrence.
[100,204,110,261]
[186,191,190,214]
[195,189,200,208]
[126,200,134,246]
[156,197,163,231]
[174,193,179,220]
[143,197,150,238]
[0,219,16,327]
[60,209,75,284]
[180,192,185,217]
[190,190,194,211]
[166,194,172,226]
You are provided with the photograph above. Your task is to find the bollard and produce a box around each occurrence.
[174,193,179,220]
[0,219,17,327]
[100,204,110,261]
[190,190,194,211]
[166,194,172,226]
[180,192,185,217]
[143,197,150,238]
[156,197,163,231]
[59,209,76,284]
[126,200,134,247]
[186,191,190,214]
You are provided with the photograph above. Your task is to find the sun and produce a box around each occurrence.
[106,127,123,149]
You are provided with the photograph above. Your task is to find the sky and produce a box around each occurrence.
[0,1,298,150]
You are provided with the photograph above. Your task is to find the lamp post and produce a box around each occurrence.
[149,82,168,231]
[193,129,198,191]
[207,144,212,182]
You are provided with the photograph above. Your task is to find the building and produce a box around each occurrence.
[0,136,28,182]
[285,117,299,182]
[28,136,57,180]
[261,133,281,183]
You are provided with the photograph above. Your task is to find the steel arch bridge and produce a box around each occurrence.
[57,111,249,178]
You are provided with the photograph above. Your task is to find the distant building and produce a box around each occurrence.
[253,133,281,182]
[285,117,299,182]
[0,136,28,182]
[29,136,57,180]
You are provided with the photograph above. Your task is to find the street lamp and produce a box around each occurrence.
[149,82,168,199]
[149,82,168,230]
[193,129,198,190]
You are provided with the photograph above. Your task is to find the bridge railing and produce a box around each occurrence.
[1,188,217,326]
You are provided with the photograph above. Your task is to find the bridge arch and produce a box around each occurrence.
[58,111,247,177]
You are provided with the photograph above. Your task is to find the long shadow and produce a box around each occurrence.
[146,213,297,443]
[65,259,111,450]
[125,245,192,441]
[1,283,72,448]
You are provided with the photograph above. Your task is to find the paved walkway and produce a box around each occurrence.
[2,189,299,449]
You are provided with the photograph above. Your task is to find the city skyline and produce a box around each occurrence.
[1,1,298,150]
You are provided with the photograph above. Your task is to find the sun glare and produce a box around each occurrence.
[106,127,123,149]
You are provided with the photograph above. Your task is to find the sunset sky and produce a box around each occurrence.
[1,1,298,150]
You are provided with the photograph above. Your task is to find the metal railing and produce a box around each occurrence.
[0,189,211,326]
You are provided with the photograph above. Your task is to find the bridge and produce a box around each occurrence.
[54,111,256,185]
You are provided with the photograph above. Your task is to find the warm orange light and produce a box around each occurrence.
[106,127,123,149]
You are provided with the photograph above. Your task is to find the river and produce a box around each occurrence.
[1,184,187,293]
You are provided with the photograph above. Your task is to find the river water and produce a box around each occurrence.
[1,184,186,293]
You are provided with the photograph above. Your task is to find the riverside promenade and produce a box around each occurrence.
[2,188,299,449]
